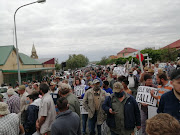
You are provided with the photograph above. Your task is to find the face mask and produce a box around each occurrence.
[26,100,30,104]
[93,85,100,91]
[115,91,124,98]
[129,74,133,76]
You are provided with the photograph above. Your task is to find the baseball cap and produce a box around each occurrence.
[93,79,100,84]
[113,82,124,92]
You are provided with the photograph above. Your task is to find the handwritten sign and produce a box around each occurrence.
[79,99,88,114]
[136,86,158,106]
[74,85,85,97]
[113,67,128,76]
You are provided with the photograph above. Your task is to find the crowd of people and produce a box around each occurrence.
[0,61,180,135]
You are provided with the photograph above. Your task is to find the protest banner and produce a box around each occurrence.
[136,86,158,106]
[113,67,127,76]
[101,121,108,135]
[79,99,88,114]
[74,85,85,97]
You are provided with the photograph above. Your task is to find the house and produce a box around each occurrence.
[161,39,180,50]
[0,45,54,86]
[117,47,138,58]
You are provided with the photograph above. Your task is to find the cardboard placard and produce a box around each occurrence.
[74,85,85,97]
[79,99,88,114]
[136,86,158,106]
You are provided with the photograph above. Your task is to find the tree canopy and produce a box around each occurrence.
[65,54,89,69]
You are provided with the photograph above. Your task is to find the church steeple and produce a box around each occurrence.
[31,44,38,59]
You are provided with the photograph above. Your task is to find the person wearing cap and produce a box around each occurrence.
[18,85,29,125]
[85,72,93,86]
[83,79,109,135]
[58,83,80,116]
[7,88,20,114]
[102,82,141,135]
[49,81,59,105]
[36,83,56,135]
[157,69,180,122]
[0,102,24,135]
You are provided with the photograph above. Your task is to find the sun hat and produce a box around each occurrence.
[0,102,10,115]
[7,88,14,95]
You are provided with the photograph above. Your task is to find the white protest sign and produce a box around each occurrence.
[79,99,88,114]
[113,67,127,76]
[101,121,108,135]
[136,86,158,106]
[74,85,85,97]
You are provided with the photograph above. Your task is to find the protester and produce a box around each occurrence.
[36,83,56,135]
[157,69,180,122]
[7,88,20,114]
[24,91,41,135]
[147,69,157,86]
[150,73,173,104]
[83,79,109,135]
[49,81,59,105]
[51,97,81,135]
[91,71,103,87]
[140,74,155,135]
[122,78,132,95]
[85,72,93,85]
[167,62,176,78]
[18,85,29,124]
[102,82,141,135]
[74,76,86,98]
[128,70,139,98]
[0,102,24,135]
[26,83,33,95]
[58,83,80,116]
[146,113,180,135]
[103,80,113,94]
[33,83,39,92]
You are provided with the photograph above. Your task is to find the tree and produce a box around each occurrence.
[55,58,61,71]
[65,54,89,69]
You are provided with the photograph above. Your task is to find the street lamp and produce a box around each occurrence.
[14,0,46,85]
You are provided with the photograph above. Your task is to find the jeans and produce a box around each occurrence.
[88,112,101,135]
[82,114,88,134]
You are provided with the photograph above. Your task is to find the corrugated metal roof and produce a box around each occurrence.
[19,53,41,65]
[0,45,14,65]
[36,58,52,64]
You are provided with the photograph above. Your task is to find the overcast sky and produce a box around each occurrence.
[0,0,180,62]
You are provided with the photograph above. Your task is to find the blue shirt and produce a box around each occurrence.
[103,88,113,94]
[157,90,180,122]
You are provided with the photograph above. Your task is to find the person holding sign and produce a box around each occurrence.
[102,82,141,135]
[140,74,156,135]
[73,77,86,98]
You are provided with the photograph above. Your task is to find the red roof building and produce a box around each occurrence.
[162,39,180,49]
[117,47,138,58]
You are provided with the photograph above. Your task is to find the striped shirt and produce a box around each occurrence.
[7,95,20,114]
[157,81,173,103]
